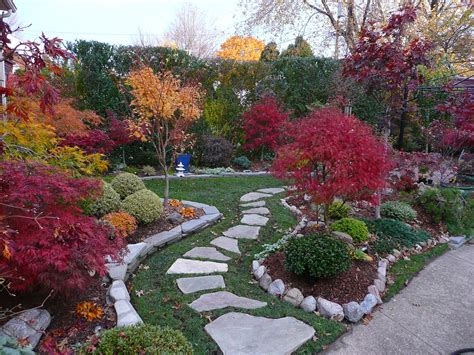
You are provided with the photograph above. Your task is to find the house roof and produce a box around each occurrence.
[0,0,16,12]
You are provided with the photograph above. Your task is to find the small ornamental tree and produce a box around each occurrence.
[126,66,202,202]
[0,161,125,294]
[242,96,289,160]
[272,108,391,222]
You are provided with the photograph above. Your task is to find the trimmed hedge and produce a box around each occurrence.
[88,182,121,217]
[122,189,163,224]
[111,173,146,199]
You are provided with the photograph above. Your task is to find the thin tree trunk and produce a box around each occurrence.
[164,170,170,204]
[397,85,409,149]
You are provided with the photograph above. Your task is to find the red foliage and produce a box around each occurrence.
[0,161,124,294]
[395,175,417,192]
[61,129,115,154]
[243,96,289,153]
[106,110,141,146]
[272,108,391,208]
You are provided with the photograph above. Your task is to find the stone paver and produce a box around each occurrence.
[177,275,226,294]
[166,258,228,274]
[205,312,316,354]
[325,245,474,355]
[210,237,241,254]
[257,187,285,194]
[240,200,266,208]
[223,225,261,240]
[241,213,269,226]
[183,247,231,261]
[240,192,272,202]
[188,291,267,312]
[241,207,270,215]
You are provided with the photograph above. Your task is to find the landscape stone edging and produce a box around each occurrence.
[141,171,270,180]
[105,200,223,328]
[251,198,450,323]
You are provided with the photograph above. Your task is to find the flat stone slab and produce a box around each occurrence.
[183,247,231,261]
[177,275,226,294]
[240,192,272,203]
[166,258,228,274]
[189,291,267,312]
[257,187,285,194]
[123,243,147,264]
[205,312,315,354]
[241,207,270,215]
[211,237,241,254]
[241,214,269,226]
[223,225,261,240]
[240,200,266,208]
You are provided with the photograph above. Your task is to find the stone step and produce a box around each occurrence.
[210,237,241,254]
[188,291,267,312]
[183,247,231,262]
[240,200,266,208]
[222,225,260,240]
[257,187,285,194]
[205,312,316,355]
[166,258,228,275]
[240,192,272,203]
[177,275,226,294]
[241,207,270,215]
[241,214,269,226]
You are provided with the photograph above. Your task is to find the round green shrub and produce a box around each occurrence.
[285,234,351,279]
[88,182,121,217]
[111,172,146,199]
[232,155,252,169]
[122,189,163,224]
[79,324,192,354]
[328,201,351,220]
[380,201,417,222]
[331,218,369,243]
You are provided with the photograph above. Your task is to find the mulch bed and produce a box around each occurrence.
[263,251,378,304]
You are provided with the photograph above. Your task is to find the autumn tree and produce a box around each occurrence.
[281,36,313,57]
[216,35,265,61]
[260,42,280,62]
[164,2,219,58]
[272,108,391,223]
[126,66,202,202]
[243,96,289,159]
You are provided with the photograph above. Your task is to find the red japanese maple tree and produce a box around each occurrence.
[243,96,289,159]
[343,5,431,148]
[0,161,124,294]
[272,108,391,222]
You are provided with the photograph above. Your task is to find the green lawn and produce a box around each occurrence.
[129,176,346,353]
[383,243,449,301]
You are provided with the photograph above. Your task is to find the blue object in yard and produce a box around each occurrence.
[176,154,192,173]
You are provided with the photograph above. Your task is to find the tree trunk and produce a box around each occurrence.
[163,170,170,204]
[323,203,329,225]
[397,85,409,149]
[375,192,381,219]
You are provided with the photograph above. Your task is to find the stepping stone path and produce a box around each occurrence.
[165,186,316,353]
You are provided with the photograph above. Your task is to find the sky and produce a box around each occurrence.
[12,0,243,46]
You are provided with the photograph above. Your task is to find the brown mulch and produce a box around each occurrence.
[263,251,378,304]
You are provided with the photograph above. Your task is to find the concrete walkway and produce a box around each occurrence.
[325,245,474,355]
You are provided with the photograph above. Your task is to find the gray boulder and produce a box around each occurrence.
[331,231,353,244]
[283,288,304,307]
[268,279,285,296]
[368,285,383,304]
[259,273,272,290]
[317,297,344,321]
[254,265,266,280]
[360,293,378,314]
[300,296,317,312]
[167,212,184,224]
[343,302,365,323]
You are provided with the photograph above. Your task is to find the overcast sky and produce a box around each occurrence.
[13,0,243,46]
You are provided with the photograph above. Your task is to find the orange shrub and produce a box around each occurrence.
[180,207,196,218]
[102,212,138,238]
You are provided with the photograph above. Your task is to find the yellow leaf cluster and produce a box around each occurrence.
[75,301,103,321]
[216,36,265,61]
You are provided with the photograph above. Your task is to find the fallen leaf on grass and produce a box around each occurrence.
[135,290,144,297]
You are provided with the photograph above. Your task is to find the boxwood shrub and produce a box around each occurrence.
[88,182,121,217]
[122,189,163,224]
[331,217,369,243]
[79,324,192,354]
[111,173,146,199]
[285,234,351,279]
[380,201,417,222]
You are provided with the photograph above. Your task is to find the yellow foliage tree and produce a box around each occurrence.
[216,36,265,61]
[126,66,202,201]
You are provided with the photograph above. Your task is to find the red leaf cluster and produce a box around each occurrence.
[271,108,391,206]
[243,96,289,152]
[0,161,124,294]
[61,129,115,154]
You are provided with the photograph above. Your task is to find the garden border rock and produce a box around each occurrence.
[104,200,223,329]
[251,197,451,323]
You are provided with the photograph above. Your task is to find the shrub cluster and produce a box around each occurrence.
[285,234,351,279]
[87,182,121,217]
[365,218,430,255]
[122,189,163,224]
[111,172,146,199]
[79,324,192,354]
[328,202,351,220]
[232,155,252,169]
[380,201,417,222]
[102,212,137,238]
[197,135,233,167]
[331,218,369,243]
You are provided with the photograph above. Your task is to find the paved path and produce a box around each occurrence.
[325,244,474,355]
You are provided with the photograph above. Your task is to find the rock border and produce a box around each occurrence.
[105,200,222,327]
[251,198,450,323]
